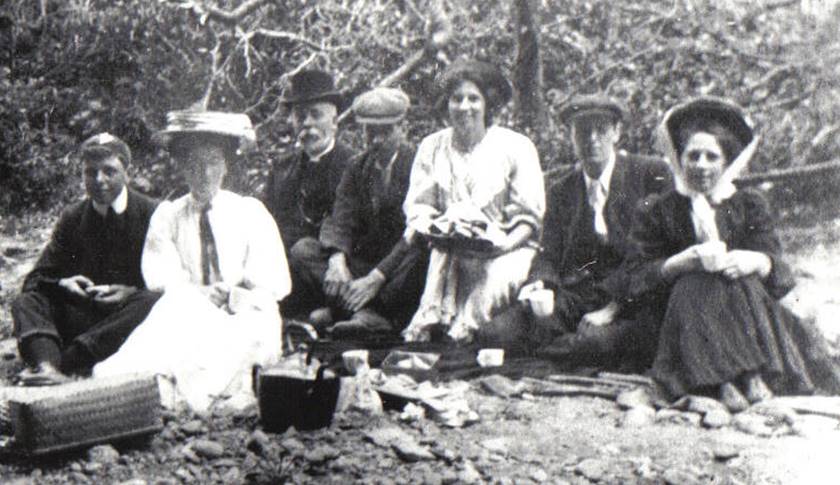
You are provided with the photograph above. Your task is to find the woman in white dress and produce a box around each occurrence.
[94,111,291,411]
[402,60,545,343]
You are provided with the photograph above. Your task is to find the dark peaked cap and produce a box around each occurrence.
[559,94,627,125]
[280,69,345,109]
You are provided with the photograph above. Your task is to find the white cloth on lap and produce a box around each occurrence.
[93,190,291,412]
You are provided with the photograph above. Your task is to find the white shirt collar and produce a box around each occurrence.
[92,185,128,216]
[306,138,336,163]
[582,150,616,194]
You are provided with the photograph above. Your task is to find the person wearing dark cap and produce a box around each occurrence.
[291,87,428,337]
[11,133,160,385]
[621,97,840,410]
[262,69,356,315]
[520,94,671,370]
[402,60,545,343]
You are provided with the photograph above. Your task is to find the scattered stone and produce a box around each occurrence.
[221,467,241,483]
[441,470,459,485]
[458,461,482,484]
[304,445,340,463]
[733,414,773,437]
[181,446,201,464]
[621,406,655,427]
[480,437,509,455]
[430,445,457,463]
[616,388,652,410]
[152,479,178,485]
[576,458,608,482]
[117,480,147,485]
[712,442,740,461]
[686,396,728,415]
[174,468,192,482]
[88,444,120,464]
[703,409,732,428]
[280,437,306,454]
[83,462,103,474]
[4,246,26,257]
[530,467,548,482]
[70,462,83,473]
[212,458,239,468]
[180,419,204,436]
[479,375,525,398]
[246,429,272,455]
[364,426,412,449]
[392,438,435,462]
[191,439,225,459]
[750,402,797,426]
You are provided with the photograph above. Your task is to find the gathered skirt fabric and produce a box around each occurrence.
[650,272,840,398]
[93,287,283,412]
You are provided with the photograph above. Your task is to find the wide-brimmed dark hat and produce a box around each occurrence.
[436,60,513,112]
[559,94,627,125]
[280,69,344,109]
[152,110,257,152]
[78,132,132,166]
[663,96,754,153]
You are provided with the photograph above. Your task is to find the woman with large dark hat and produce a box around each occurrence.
[401,60,545,343]
[622,97,840,411]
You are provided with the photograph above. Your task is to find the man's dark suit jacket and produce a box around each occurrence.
[530,152,672,312]
[262,142,354,251]
[23,188,159,293]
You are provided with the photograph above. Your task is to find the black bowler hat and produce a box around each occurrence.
[559,94,627,125]
[280,69,345,109]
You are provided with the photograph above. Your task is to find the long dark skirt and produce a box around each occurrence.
[649,272,840,399]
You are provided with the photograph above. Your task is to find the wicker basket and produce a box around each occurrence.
[3,373,162,455]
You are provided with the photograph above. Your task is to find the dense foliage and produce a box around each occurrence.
[1,0,838,214]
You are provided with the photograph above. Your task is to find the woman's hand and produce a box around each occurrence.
[578,301,621,332]
[201,282,230,308]
[717,250,772,280]
[660,245,703,280]
[487,223,533,257]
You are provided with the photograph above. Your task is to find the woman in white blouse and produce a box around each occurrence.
[94,111,291,411]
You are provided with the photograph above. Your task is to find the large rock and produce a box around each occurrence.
[686,396,729,415]
[621,406,655,427]
[191,439,225,459]
[702,409,732,428]
[616,388,652,410]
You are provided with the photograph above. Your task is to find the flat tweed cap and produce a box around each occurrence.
[152,110,257,152]
[78,132,132,166]
[352,87,410,125]
[559,94,627,125]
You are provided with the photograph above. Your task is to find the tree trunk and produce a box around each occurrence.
[512,0,549,133]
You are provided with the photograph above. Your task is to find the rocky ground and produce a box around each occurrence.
[0,214,839,484]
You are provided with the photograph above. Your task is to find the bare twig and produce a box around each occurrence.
[560,46,658,105]
[245,28,326,51]
[197,0,273,25]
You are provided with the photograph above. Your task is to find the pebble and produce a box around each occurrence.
[686,396,728,415]
[480,437,509,455]
[174,468,192,482]
[246,429,271,455]
[530,467,549,482]
[180,419,204,436]
[304,444,340,463]
[117,480,147,485]
[441,470,459,484]
[458,461,482,484]
[212,458,239,468]
[733,414,773,437]
[191,439,225,459]
[392,439,435,462]
[616,388,652,410]
[83,462,103,474]
[280,437,306,453]
[712,442,740,461]
[479,375,524,398]
[221,467,241,483]
[87,444,120,465]
[663,468,700,485]
[365,426,412,449]
[576,458,608,481]
[702,409,732,428]
[621,406,655,427]
[181,446,201,464]
[70,462,83,473]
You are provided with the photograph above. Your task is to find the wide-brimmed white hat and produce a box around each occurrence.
[152,110,257,152]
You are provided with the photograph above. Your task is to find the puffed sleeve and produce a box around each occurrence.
[501,132,545,234]
[403,133,443,234]
[141,201,193,292]
[241,198,292,302]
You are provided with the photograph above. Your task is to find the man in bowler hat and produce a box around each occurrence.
[291,88,428,337]
[11,133,160,384]
[520,95,672,370]
[263,69,356,315]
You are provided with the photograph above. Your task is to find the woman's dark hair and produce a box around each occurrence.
[674,118,745,165]
[168,132,239,164]
[434,60,512,127]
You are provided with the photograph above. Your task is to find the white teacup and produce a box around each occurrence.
[696,241,728,272]
[477,348,505,367]
[524,288,555,318]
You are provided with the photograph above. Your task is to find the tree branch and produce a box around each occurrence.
[200,0,273,25]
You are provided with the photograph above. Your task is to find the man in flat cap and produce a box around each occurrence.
[520,94,672,370]
[11,133,160,385]
[291,87,427,337]
[263,69,356,315]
